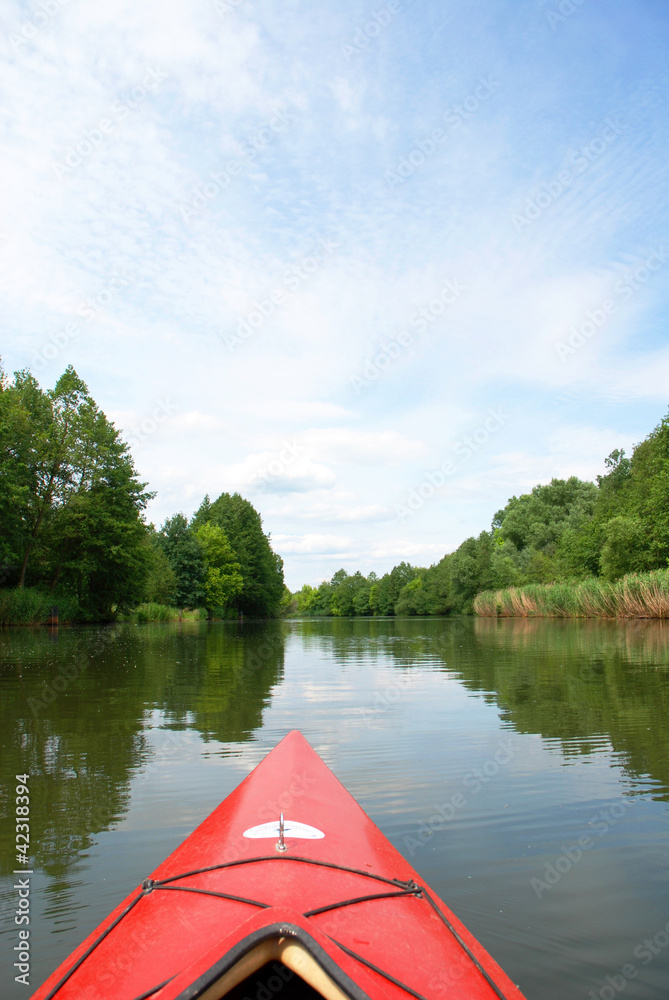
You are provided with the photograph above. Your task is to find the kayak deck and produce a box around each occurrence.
[31,731,527,1000]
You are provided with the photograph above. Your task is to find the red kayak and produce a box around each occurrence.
[32,731,527,1000]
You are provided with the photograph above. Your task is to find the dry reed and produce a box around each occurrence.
[473,569,669,619]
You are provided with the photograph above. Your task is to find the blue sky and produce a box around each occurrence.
[1,0,668,589]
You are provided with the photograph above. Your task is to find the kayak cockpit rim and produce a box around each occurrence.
[173,922,372,1000]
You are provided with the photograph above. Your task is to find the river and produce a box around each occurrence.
[1,617,668,999]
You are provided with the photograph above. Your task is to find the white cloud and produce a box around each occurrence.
[272,534,354,554]
[304,428,426,465]
[169,412,225,433]
[2,0,667,588]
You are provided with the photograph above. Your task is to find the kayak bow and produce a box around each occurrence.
[31,730,527,1000]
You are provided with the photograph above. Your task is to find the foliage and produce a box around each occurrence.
[154,514,207,610]
[599,516,647,582]
[194,521,244,614]
[192,493,284,617]
[143,534,178,606]
[290,408,669,620]
[150,494,284,619]
[0,588,80,626]
[0,367,283,625]
[127,603,207,623]
[0,363,152,619]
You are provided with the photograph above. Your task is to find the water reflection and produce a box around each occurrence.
[289,616,669,798]
[1,617,669,1000]
[0,622,286,878]
[467,618,669,798]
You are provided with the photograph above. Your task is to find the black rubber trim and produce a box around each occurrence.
[40,891,146,1000]
[132,977,175,1000]
[157,854,414,891]
[304,886,420,917]
[173,921,373,1000]
[39,853,514,1000]
[420,887,510,1000]
[330,940,431,1000]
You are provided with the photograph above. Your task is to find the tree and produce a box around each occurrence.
[599,516,647,581]
[374,562,418,615]
[330,570,369,617]
[295,584,319,615]
[395,576,428,616]
[0,363,153,616]
[494,477,597,557]
[449,533,495,612]
[193,493,284,617]
[195,522,243,614]
[157,514,206,609]
[143,531,178,605]
[622,416,669,569]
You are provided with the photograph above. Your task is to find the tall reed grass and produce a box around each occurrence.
[0,593,208,626]
[0,588,80,626]
[473,569,669,619]
[124,604,207,623]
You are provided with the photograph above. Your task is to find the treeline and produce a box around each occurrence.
[0,364,284,622]
[144,495,286,619]
[293,409,669,617]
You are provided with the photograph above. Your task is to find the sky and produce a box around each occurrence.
[1,0,668,591]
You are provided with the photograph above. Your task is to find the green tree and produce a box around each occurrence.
[330,570,369,617]
[195,521,243,614]
[352,577,374,616]
[0,363,152,616]
[0,366,38,575]
[622,416,669,569]
[193,493,284,616]
[295,583,318,615]
[494,477,597,557]
[395,576,429,616]
[157,514,206,609]
[3,366,83,587]
[374,562,418,615]
[143,534,178,605]
[448,533,495,612]
[600,516,648,581]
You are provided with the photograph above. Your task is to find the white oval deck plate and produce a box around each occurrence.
[243,820,325,840]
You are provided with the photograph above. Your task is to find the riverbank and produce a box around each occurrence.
[473,568,669,618]
[117,603,208,623]
[0,591,209,626]
[0,589,81,626]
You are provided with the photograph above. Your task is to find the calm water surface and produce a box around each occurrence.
[1,617,669,999]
